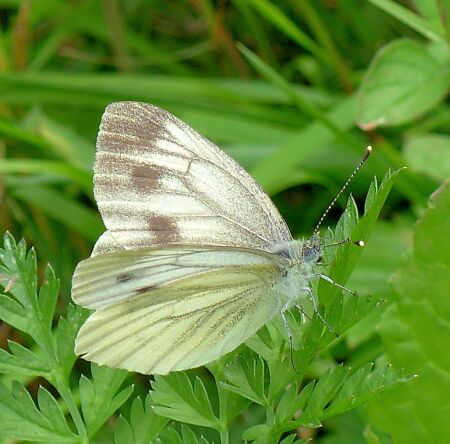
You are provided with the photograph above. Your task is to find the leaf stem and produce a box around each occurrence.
[219,428,229,444]
[266,404,275,425]
[54,375,88,443]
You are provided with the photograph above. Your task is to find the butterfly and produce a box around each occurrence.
[72,102,367,375]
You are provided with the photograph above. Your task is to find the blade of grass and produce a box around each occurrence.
[368,0,445,42]
[0,159,92,195]
[10,185,102,242]
[242,0,329,64]
[238,43,354,146]
[291,0,353,91]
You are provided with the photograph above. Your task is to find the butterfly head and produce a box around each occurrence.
[300,234,322,264]
[272,235,323,267]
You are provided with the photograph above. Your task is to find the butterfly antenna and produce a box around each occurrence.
[313,146,373,237]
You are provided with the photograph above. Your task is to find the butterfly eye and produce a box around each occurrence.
[302,245,321,263]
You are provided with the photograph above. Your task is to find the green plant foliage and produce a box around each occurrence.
[0,1,448,442]
[357,39,449,129]
[367,181,450,443]
[113,395,169,444]
[0,171,406,443]
[404,133,450,181]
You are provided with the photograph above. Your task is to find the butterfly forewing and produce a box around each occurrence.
[93,102,292,255]
[74,248,286,374]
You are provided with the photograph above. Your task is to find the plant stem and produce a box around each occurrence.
[219,428,229,444]
[54,375,88,443]
[266,404,275,425]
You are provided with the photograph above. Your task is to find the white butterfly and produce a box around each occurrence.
[72,102,336,375]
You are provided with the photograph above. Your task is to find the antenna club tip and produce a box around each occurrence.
[357,240,365,247]
[366,145,373,154]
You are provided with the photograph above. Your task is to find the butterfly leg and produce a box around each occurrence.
[306,273,358,297]
[280,306,299,374]
[299,286,338,335]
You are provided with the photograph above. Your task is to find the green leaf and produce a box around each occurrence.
[322,363,410,419]
[79,363,131,438]
[157,425,212,444]
[0,381,78,442]
[357,39,449,129]
[368,0,446,42]
[115,394,168,444]
[37,386,75,437]
[180,424,201,444]
[27,110,95,170]
[242,424,272,442]
[274,382,301,425]
[0,341,49,376]
[150,372,219,429]
[113,415,134,444]
[243,0,327,62]
[222,354,267,405]
[158,427,183,444]
[55,304,88,379]
[319,169,403,306]
[367,180,450,442]
[37,264,59,331]
[0,294,29,333]
[0,234,37,312]
[299,365,350,427]
[404,132,450,181]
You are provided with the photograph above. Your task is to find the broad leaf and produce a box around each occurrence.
[357,39,448,128]
[367,180,450,442]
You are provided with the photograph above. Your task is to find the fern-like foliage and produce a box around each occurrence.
[0,170,411,444]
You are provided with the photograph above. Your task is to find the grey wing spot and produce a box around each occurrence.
[147,214,182,245]
[116,272,134,283]
[130,165,163,191]
[135,284,159,295]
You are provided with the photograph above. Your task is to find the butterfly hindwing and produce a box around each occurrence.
[93,102,292,255]
[74,247,286,374]
[72,246,286,310]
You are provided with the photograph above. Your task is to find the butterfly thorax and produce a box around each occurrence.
[270,237,322,310]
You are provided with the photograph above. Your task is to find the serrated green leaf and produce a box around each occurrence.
[0,294,28,332]
[274,383,298,424]
[242,424,271,441]
[192,376,216,420]
[368,180,450,443]
[319,169,402,306]
[38,264,59,330]
[357,39,449,128]
[0,381,78,442]
[114,415,134,444]
[37,386,74,436]
[55,304,88,379]
[364,176,378,214]
[150,373,219,429]
[300,365,350,425]
[279,435,298,444]
[222,354,267,405]
[180,424,200,444]
[158,427,184,444]
[0,235,37,311]
[122,394,168,444]
[80,363,130,437]
[323,363,409,419]
[0,340,49,375]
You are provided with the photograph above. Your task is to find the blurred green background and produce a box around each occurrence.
[0,0,449,443]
